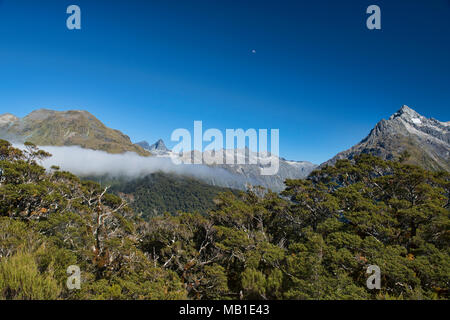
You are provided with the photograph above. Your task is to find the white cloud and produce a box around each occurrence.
[13,144,247,187]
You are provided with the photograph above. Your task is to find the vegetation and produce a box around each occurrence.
[0,109,150,156]
[0,140,184,300]
[0,139,448,300]
[107,172,238,218]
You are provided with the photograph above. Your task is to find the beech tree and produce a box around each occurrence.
[0,140,448,300]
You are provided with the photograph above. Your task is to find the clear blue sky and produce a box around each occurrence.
[0,0,449,163]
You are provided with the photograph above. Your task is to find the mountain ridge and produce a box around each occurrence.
[2,105,448,192]
[322,105,449,171]
[134,139,317,191]
[0,109,150,156]
[136,139,170,155]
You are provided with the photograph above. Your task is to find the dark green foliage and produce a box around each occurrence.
[0,140,186,300]
[0,140,448,300]
[107,172,238,218]
[138,154,449,300]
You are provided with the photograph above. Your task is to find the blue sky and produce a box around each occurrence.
[0,0,449,163]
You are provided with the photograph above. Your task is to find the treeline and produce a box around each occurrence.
[0,139,448,299]
[107,172,238,218]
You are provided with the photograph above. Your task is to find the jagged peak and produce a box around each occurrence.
[389,105,422,121]
[0,113,19,125]
[150,139,168,151]
[358,106,428,144]
[399,105,414,112]
[136,139,170,152]
[323,105,449,171]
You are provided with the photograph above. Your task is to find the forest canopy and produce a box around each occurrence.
[0,139,448,300]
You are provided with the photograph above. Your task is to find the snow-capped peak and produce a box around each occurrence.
[389,105,422,122]
[0,113,19,126]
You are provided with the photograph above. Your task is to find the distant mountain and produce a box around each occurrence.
[0,108,316,191]
[135,140,151,150]
[214,151,317,191]
[0,109,150,156]
[141,141,318,191]
[323,105,450,171]
[136,139,170,155]
[0,113,18,125]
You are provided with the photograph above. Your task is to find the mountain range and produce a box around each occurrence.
[322,105,449,172]
[0,109,149,156]
[136,139,170,155]
[136,140,317,191]
[0,105,448,192]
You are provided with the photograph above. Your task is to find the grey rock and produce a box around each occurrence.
[322,105,450,172]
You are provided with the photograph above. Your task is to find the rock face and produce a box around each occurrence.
[140,140,318,191]
[220,160,317,191]
[0,109,150,156]
[136,139,170,155]
[214,151,317,191]
[0,113,19,126]
[323,105,450,172]
[0,106,316,191]
[0,109,317,191]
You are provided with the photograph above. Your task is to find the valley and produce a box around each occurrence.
[0,105,448,217]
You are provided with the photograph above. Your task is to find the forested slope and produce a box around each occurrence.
[0,140,448,300]
[108,172,238,218]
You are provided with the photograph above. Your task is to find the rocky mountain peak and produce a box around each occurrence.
[150,139,168,151]
[323,105,449,172]
[389,105,423,123]
[0,108,150,156]
[0,113,19,126]
[136,139,170,155]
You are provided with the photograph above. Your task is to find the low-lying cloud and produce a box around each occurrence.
[14,144,250,188]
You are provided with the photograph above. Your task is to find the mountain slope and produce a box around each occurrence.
[138,139,317,191]
[136,139,170,155]
[323,105,449,171]
[0,107,316,191]
[0,109,150,156]
[101,172,238,218]
[214,152,317,191]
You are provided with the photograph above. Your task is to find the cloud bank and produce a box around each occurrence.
[15,144,248,188]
